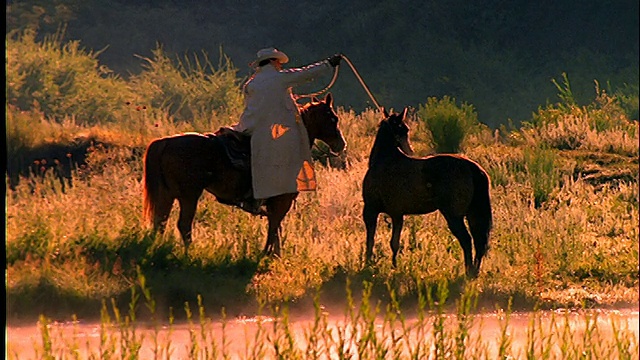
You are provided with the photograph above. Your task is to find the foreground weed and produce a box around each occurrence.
[497,300,514,359]
[14,281,640,359]
[112,290,143,358]
[424,281,450,359]
[304,289,328,359]
[454,286,478,360]
[611,312,639,360]
[37,315,54,360]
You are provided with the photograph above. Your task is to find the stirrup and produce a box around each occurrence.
[238,200,267,216]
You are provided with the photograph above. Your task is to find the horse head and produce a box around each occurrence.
[301,93,346,154]
[383,108,414,155]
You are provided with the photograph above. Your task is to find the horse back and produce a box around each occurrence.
[144,133,224,192]
[362,154,441,215]
[422,153,487,193]
[363,153,488,216]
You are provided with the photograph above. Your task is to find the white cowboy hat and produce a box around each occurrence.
[251,47,289,67]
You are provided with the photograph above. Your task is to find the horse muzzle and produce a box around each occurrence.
[327,130,347,155]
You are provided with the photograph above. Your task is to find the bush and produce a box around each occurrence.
[416,96,479,153]
[6,29,133,125]
[614,83,639,121]
[522,76,639,155]
[128,46,244,127]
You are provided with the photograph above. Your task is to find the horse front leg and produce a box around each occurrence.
[363,204,379,265]
[263,193,295,257]
[264,224,281,256]
[390,215,404,267]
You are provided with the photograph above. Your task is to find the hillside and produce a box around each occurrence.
[6,0,639,127]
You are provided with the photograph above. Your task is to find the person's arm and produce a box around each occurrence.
[280,60,332,86]
[280,54,341,87]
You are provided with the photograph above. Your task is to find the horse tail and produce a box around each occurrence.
[142,138,167,225]
[468,162,493,257]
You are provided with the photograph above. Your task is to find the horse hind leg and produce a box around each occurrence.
[442,213,475,278]
[467,214,491,276]
[177,193,200,256]
[151,195,174,236]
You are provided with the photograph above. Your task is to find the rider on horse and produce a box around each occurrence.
[226,48,342,214]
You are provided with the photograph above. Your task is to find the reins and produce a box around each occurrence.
[296,55,384,113]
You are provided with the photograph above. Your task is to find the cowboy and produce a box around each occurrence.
[231,48,342,214]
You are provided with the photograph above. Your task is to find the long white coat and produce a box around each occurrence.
[233,60,332,199]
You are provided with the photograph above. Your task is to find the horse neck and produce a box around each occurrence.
[300,109,317,146]
[368,125,402,167]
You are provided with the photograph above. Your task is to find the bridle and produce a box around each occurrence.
[299,104,343,157]
[293,54,385,161]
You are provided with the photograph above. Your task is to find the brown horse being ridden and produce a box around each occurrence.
[143,93,346,257]
[362,108,492,278]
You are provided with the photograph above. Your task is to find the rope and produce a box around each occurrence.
[295,64,340,100]
[296,55,383,113]
[341,54,383,112]
[295,54,384,161]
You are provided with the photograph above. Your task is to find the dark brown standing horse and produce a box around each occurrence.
[362,108,492,277]
[143,93,346,256]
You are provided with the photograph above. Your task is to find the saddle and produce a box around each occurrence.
[209,127,265,215]
[212,127,251,171]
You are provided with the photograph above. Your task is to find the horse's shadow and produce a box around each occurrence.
[60,231,264,322]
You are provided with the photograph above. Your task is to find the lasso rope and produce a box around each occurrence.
[297,55,383,112]
[340,55,383,112]
[296,62,340,100]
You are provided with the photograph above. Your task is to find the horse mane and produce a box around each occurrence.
[376,116,404,148]
[299,93,333,114]
[369,118,401,167]
[375,118,394,142]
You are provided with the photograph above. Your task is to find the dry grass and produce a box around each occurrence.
[6,106,638,315]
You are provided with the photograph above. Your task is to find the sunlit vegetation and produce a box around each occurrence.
[5,28,639,359]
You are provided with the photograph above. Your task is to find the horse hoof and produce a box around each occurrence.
[466,269,479,279]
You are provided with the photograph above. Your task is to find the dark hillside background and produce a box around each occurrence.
[6,0,639,127]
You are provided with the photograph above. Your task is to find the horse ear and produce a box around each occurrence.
[383,108,389,118]
[325,93,333,106]
[401,107,408,120]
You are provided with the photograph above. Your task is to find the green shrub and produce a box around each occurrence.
[528,74,634,132]
[128,46,244,128]
[614,83,639,121]
[522,76,638,154]
[417,96,479,153]
[6,29,133,125]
